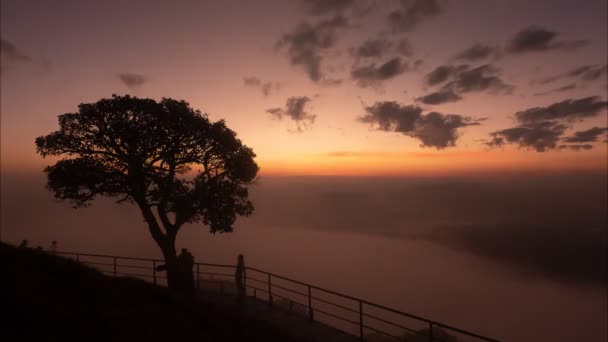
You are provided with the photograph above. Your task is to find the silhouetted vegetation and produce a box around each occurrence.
[35,95,259,292]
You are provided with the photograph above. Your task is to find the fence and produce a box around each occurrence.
[55,251,499,342]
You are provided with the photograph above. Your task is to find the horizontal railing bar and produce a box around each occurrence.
[198,272,234,277]
[82,261,115,267]
[362,311,422,335]
[310,295,359,314]
[56,251,163,262]
[113,271,154,278]
[196,262,235,268]
[311,307,361,327]
[245,276,267,285]
[58,252,497,341]
[362,323,402,341]
[246,284,268,293]
[269,283,308,297]
[83,261,153,271]
[246,266,497,341]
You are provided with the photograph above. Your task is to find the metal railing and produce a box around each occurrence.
[55,251,499,342]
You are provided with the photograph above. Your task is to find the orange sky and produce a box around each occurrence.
[1,0,607,176]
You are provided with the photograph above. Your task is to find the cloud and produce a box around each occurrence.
[506,27,589,54]
[267,96,317,132]
[425,65,462,86]
[562,127,608,143]
[118,73,147,88]
[453,43,498,61]
[418,64,513,104]
[351,57,409,87]
[388,0,448,33]
[302,0,355,15]
[568,64,608,81]
[396,38,414,57]
[515,96,608,123]
[533,83,577,96]
[1,39,31,62]
[351,38,393,59]
[533,64,608,86]
[277,16,348,83]
[416,88,462,105]
[243,76,281,96]
[487,97,608,152]
[359,101,481,149]
[558,144,593,151]
[350,38,414,63]
[487,121,567,152]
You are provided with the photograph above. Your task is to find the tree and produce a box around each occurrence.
[36,95,259,290]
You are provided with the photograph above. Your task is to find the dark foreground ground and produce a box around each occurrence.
[0,242,321,342]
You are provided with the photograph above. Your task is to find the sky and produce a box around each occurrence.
[1,0,607,176]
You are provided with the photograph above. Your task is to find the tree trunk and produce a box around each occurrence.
[136,200,183,292]
[160,241,180,291]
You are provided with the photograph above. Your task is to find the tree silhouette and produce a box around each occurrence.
[36,95,259,290]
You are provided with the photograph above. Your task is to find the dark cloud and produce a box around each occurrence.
[243,76,280,96]
[487,121,567,152]
[448,64,512,94]
[351,37,414,60]
[267,96,316,132]
[453,43,498,61]
[359,101,480,149]
[487,97,608,152]
[425,65,461,86]
[558,144,593,151]
[388,0,448,33]
[1,38,31,62]
[562,127,608,143]
[515,96,608,124]
[277,16,348,83]
[416,88,461,105]
[351,57,409,87]
[395,38,414,57]
[506,27,589,54]
[533,83,577,96]
[497,128,557,152]
[302,0,355,16]
[533,64,608,85]
[352,38,393,58]
[567,64,608,82]
[418,64,513,104]
[118,73,146,88]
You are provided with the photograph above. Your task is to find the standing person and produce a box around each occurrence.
[235,254,245,302]
[178,248,195,294]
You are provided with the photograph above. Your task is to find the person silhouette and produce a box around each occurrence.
[178,248,195,294]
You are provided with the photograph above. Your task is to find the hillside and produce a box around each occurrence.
[0,242,310,342]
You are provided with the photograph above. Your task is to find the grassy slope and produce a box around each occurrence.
[0,242,307,342]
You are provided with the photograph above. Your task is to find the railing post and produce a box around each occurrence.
[268,273,272,306]
[428,322,433,342]
[243,267,247,297]
[308,285,314,321]
[153,260,157,285]
[359,300,364,340]
[196,263,200,290]
[113,257,117,278]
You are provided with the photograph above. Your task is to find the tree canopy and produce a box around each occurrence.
[36,95,259,268]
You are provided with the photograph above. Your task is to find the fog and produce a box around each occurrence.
[1,170,606,341]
